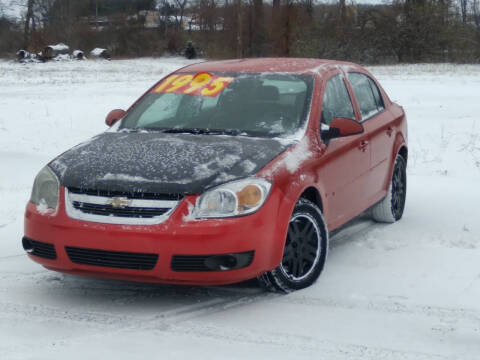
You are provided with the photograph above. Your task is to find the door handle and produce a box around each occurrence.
[386,127,393,137]
[358,140,369,152]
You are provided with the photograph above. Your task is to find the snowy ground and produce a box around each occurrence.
[0,58,479,359]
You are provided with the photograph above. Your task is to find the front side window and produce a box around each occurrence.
[348,73,384,120]
[120,73,314,138]
[321,75,355,126]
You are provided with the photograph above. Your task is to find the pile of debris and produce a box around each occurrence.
[16,44,111,63]
[89,48,111,60]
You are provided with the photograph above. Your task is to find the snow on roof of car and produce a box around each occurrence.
[179,58,361,75]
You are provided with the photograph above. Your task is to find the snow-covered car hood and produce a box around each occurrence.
[49,132,288,194]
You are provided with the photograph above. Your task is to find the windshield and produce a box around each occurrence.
[120,72,313,137]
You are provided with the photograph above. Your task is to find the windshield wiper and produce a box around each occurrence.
[162,128,245,136]
[124,127,270,138]
[161,128,214,135]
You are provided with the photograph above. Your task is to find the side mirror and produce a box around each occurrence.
[321,117,364,141]
[105,109,126,127]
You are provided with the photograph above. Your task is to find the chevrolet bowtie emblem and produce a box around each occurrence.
[107,197,131,209]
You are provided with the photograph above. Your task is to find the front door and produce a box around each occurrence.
[316,73,371,230]
[347,72,396,204]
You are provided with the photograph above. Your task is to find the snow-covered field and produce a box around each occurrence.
[0,58,479,359]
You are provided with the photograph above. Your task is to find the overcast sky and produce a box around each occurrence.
[0,0,25,20]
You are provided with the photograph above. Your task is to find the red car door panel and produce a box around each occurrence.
[363,109,396,203]
[315,73,370,230]
[318,133,370,230]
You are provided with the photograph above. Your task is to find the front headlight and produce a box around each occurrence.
[193,178,272,218]
[30,166,60,211]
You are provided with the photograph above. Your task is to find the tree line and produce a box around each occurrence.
[1,0,479,63]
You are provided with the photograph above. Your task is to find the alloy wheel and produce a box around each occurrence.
[280,213,321,281]
[392,160,406,219]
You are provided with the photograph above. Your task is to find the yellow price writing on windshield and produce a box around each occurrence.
[153,73,234,97]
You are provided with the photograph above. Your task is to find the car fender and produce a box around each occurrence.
[385,133,407,190]
[267,175,325,271]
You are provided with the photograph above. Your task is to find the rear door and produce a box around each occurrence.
[317,73,371,229]
[347,73,396,204]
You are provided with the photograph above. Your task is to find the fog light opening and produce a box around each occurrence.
[205,254,238,271]
[219,255,238,270]
[22,237,34,253]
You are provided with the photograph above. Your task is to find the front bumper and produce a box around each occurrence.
[24,187,290,285]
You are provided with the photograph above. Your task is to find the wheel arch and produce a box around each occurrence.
[398,145,408,164]
[299,186,323,213]
[385,134,408,190]
[269,183,325,272]
[261,185,329,292]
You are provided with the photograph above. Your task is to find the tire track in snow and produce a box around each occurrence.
[0,296,462,360]
[275,295,480,326]
[162,322,460,360]
[329,216,381,249]
[0,288,275,329]
[0,253,26,260]
[0,287,278,358]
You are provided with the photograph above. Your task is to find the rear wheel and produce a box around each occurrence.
[372,154,407,223]
[259,198,328,293]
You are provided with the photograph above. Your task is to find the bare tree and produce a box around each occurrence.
[23,0,35,49]
[474,0,480,29]
[236,0,242,57]
[339,0,346,23]
[271,0,281,54]
[460,0,468,23]
[251,0,265,56]
[173,0,189,30]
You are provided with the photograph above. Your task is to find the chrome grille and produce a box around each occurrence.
[65,188,181,225]
[68,187,182,201]
[71,201,170,218]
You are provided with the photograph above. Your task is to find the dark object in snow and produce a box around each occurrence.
[16,50,44,63]
[90,48,111,60]
[72,50,85,60]
[184,41,197,59]
[43,43,70,60]
[16,49,30,61]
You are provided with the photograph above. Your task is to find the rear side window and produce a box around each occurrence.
[368,78,384,111]
[321,75,355,126]
[348,73,384,120]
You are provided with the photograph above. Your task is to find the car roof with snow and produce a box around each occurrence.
[177,58,361,75]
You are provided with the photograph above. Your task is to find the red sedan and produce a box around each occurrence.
[23,58,407,292]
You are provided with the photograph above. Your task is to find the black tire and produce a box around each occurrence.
[371,154,407,223]
[258,198,328,293]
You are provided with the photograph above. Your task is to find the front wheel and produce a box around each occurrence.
[371,154,407,223]
[258,198,328,293]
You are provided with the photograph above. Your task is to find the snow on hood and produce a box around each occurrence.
[49,132,289,194]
